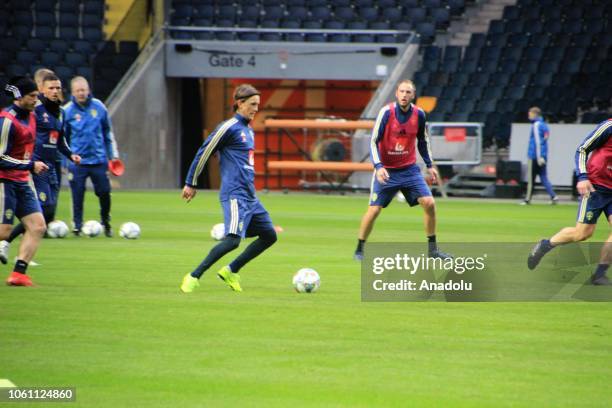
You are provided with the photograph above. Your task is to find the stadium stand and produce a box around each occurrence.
[167,0,466,44]
[0,0,138,102]
[414,0,611,148]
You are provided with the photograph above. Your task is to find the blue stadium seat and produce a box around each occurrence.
[218,5,237,22]
[416,22,435,45]
[324,20,345,29]
[6,64,28,77]
[215,32,235,41]
[427,112,446,122]
[83,27,103,42]
[310,6,331,21]
[65,52,87,66]
[192,31,212,40]
[511,73,531,86]
[381,7,403,23]
[405,8,426,24]
[36,12,56,27]
[447,0,465,16]
[347,20,367,29]
[71,40,93,55]
[60,26,79,40]
[369,21,390,30]
[59,0,78,12]
[35,26,55,40]
[280,19,300,29]
[531,73,552,87]
[469,33,486,48]
[83,0,105,16]
[170,16,190,26]
[423,0,441,8]
[192,18,212,27]
[486,72,508,87]
[173,5,193,19]
[488,20,505,35]
[454,100,476,114]
[359,7,378,21]
[303,20,322,29]
[41,51,62,66]
[354,0,374,6]
[507,34,529,48]
[26,38,47,53]
[240,5,261,22]
[495,99,515,113]
[82,13,102,28]
[458,59,478,73]
[463,46,480,61]
[15,11,34,28]
[238,32,260,41]
[499,60,518,74]
[480,46,501,62]
[523,46,543,61]
[54,66,74,81]
[261,33,282,41]
[195,5,214,19]
[440,59,459,73]
[430,71,448,86]
[377,0,397,7]
[502,5,520,20]
[502,47,522,61]
[482,86,504,100]
[450,73,470,87]
[433,99,454,113]
[486,33,508,47]
[448,112,470,122]
[422,85,442,98]
[504,86,526,100]
[444,46,462,62]
[8,0,30,11]
[431,7,450,29]
[305,33,326,42]
[263,6,284,20]
[60,12,79,27]
[334,6,356,20]
[17,50,38,66]
[35,0,56,12]
[287,6,308,20]
[462,86,483,100]
[216,19,234,28]
[440,85,462,100]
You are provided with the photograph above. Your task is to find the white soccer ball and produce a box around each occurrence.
[82,220,103,237]
[119,222,141,239]
[396,191,406,203]
[292,268,321,293]
[210,223,225,241]
[47,220,69,238]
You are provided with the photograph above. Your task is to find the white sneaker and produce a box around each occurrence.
[0,240,9,265]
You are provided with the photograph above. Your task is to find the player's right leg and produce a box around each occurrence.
[528,191,603,269]
[90,163,112,237]
[180,198,244,293]
[68,163,87,235]
[0,181,17,268]
[354,171,394,261]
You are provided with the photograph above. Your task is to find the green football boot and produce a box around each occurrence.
[180,273,200,293]
[217,266,243,292]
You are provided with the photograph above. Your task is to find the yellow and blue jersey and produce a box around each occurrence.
[185,113,256,201]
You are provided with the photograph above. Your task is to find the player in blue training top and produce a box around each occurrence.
[180,84,277,293]
[521,106,558,205]
[63,76,120,237]
[0,74,81,263]
[354,80,450,261]
[528,119,612,285]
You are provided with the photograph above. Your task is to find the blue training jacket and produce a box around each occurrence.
[527,117,549,160]
[185,113,256,201]
[63,95,119,165]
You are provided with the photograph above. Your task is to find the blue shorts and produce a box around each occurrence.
[576,186,612,224]
[369,164,432,207]
[33,170,59,209]
[0,179,42,224]
[221,197,274,238]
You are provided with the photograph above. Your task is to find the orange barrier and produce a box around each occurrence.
[264,119,375,130]
[268,160,373,172]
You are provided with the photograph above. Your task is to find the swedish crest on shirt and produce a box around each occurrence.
[90,109,98,118]
[240,131,247,142]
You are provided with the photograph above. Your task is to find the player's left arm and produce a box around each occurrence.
[575,120,612,182]
[416,110,437,183]
[101,104,119,160]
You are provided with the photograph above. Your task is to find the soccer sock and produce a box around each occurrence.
[593,264,609,280]
[99,192,111,225]
[13,259,28,275]
[43,206,55,225]
[229,230,277,273]
[428,235,437,253]
[540,239,555,253]
[7,223,25,243]
[190,235,241,279]
[356,239,365,253]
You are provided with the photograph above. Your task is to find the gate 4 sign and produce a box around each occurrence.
[208,53,256,68]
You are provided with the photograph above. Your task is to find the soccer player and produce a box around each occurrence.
[354,79,450,261]
[528,119,612,285]
[0,74,81,263]
[63,76,119,237]
[521,107,558,205]
[0,77,49,286]
[180,84,277,293]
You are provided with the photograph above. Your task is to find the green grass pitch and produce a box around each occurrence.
[1,191,611,407]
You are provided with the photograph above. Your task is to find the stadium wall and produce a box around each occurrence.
[509,123,595,187]
[108,37,182,188]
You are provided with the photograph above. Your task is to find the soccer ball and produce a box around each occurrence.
[47,220,69,238]
[119,222,141,239]
[210,223,225,240]
[292,268,321,293]
[82,220,103,237]
[396,192,406,203]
